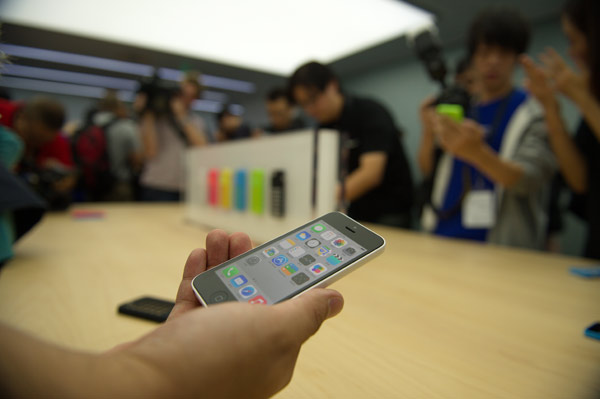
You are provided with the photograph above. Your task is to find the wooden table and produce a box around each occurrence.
[0,204,598,398]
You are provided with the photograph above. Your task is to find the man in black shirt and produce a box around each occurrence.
[288,62,413,227]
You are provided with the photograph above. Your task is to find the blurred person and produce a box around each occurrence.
[423,6,556,250]
[417,57,481,218]
[0,230,344,397]
[92,90,142,201]
[0,159,46,266]
[522,0,600,258]
[0,96,75,210]
[0,122,34,266]
[0,158,46,266]
[0,45,46,265]
[418,56,478,181]
[139,71,208,201]
[264,87,307,133]
[288,62,414,228]
[454,56,481,98]
[0,120,23,171]
[214,105,259,142]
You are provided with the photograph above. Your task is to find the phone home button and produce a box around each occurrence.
[210,291,230,303]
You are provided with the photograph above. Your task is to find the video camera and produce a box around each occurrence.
[137,73,181,116]
[411,29,470,120]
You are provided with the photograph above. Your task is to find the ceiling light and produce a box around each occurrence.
[0,0,433,76]
[0,43,154,76]
[0,44,256,93]
[2,64,139,90]
[0,76,117,99]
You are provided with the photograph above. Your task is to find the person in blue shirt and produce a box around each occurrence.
[422,6,556,250]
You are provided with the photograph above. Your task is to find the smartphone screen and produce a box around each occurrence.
[192,212,385,306]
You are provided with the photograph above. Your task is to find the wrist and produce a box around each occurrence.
[421,129,435,144]
[466,142,491,167]
[541,97,561,114]
[97,349,172,398]
[571,88,596,109]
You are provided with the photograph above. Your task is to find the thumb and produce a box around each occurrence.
[274,288,344,343]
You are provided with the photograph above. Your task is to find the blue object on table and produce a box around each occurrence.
[569,266,600,279]
[584,322,600,341]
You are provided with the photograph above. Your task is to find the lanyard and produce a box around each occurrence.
[472,90,514,146]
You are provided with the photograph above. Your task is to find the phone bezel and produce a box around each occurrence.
[192,212,385,306]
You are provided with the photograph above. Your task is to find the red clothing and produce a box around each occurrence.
[36,134,74,169]
[0,99,23,129]
[0,99,73,169]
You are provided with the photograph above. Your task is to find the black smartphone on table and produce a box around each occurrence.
[118,296,175,323]
[192,212,385,306]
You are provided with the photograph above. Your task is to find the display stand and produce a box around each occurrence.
[185,129,339,243]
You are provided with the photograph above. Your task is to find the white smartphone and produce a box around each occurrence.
[192,212,386,306]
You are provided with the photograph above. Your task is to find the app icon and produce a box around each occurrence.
[306,238,320,248]
[296,231,311,241]
[326,254,342,265]
[279,238,295,250]
[299,254,316,266]
[272,255,289,266]
[310,263,327,275]
[291,272,310,285]
[343,247,357,256]
[332,238,347,248]
[321,231,336,240]
[231,275,248,287]
[289,246,306,258]
[222,265,239,278]
[239,285,257,298]
[311,224,326,233]
[246,256,260,265]
[249,295,267,305]
[280,263,299,276]
[315,245,331,256]
[262,247,278,257]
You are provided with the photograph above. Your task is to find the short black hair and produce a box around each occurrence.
[23,97,65,131]
[455,56,471,76]
[287,61,338,100]
[266,87,291,102]
[217,106,232,123]
[563,0,600,101]
[467,6,531,58]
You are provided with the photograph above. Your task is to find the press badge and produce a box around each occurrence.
[462,190,496,228]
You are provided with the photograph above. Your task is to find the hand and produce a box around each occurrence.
[123,286,343,398]
[113,230,345,398]
[168,229,252,319]
[0,230,345,399]
[419,96,437,134]
[538,48,590,104]
[170,95,187,120]
[521,54,558,110]
[434,114,486,164]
